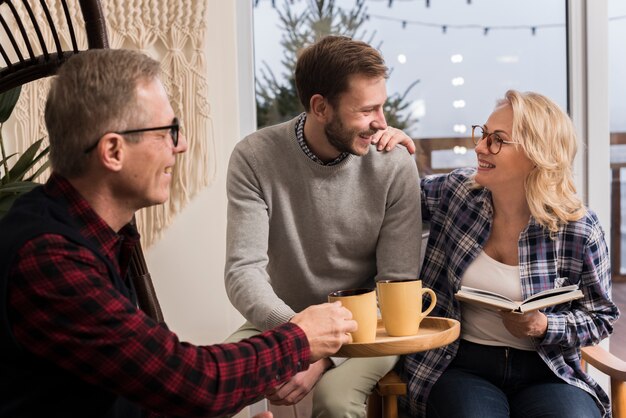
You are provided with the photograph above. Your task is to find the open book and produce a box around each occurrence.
[455,283,583,313]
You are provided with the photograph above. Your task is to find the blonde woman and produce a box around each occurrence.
[395,90,619,417]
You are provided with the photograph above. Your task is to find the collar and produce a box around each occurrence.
[295,113,349,166]
[44,173,140,260]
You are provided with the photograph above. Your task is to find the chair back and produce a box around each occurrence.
[0,0,108,94]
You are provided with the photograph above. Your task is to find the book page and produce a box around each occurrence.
[455,282,582,313]
[519,286,583,312]
[521,284,580,304]
[455,286,519,311]
[458,286,516,303]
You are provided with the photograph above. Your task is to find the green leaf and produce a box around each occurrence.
[0,180,39,195]
[7,138,46,181]
[25,158,50,182]
[0,86,46,220]
[0,86,22,123]
[0,152,18,167]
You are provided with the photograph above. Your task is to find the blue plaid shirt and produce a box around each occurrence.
[400,168,619,417]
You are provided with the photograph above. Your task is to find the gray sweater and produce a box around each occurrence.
[225,117,422,330]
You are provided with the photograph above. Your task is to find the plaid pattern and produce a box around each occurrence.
[295,112,349,166]
[7,175,311,417]
[400,168,619,418]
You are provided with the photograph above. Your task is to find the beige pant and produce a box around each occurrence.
[225,322,398,418]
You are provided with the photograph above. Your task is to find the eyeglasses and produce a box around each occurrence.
[84,118,180,153]
[471,125,517,155]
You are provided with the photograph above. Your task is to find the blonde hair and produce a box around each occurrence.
[500,90,585,232]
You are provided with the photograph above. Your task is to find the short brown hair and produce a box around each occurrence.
[295,35,388,111]
[45,49,161,177]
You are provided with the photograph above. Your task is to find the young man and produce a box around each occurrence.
[225,35,422,416]
[0,49,356,418]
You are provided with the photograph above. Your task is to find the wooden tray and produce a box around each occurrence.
[334,316,460,357]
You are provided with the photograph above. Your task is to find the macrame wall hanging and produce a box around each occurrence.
[9,0,214,248]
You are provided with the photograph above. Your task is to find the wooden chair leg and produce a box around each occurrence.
[382,394,399,418]
[367,371,407,418]
[367,390,382,418]
[613,378,626,418]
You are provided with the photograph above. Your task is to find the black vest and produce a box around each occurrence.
[0,186,143,418]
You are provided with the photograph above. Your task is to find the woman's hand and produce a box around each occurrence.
[500,310,548,339]
[371,127,416,154]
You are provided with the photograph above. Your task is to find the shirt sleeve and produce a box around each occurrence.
[420,171,457,222]
[541,218,620,348]
[8,235,311,417]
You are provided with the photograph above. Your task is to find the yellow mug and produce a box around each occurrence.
[377,279,437,337]
[328,288,377,343]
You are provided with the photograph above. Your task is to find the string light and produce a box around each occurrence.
[451,77,464,86]
[364,13,568,35]
[252,1,626,37]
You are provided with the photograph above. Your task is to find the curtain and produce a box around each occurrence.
[9,0,214,248]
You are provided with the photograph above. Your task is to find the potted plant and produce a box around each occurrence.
[0,86,50,219]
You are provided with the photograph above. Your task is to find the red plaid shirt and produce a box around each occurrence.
[7,174,310,417]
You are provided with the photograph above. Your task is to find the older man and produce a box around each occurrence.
[0,49,355,418]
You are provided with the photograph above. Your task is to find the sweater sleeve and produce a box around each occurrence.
[225,141,296,330]
[374,151,422,282]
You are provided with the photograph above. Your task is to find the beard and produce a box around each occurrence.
[324,114,378,156]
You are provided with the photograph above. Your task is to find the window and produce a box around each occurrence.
[253,0,567,176]
[609,0,626,278]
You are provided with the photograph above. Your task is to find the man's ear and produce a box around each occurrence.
[309,94,330,122]
[98,133,125,172]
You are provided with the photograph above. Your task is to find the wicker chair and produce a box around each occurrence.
[0,0,107,93]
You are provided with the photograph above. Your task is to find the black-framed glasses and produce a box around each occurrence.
[84,118,180,153]
[471,124,517,155]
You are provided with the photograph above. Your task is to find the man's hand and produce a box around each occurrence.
[290,302,356,362]
[265,358,331,405]
[500,310,548,339]
[371,126,416,154]
[252,412,273,418]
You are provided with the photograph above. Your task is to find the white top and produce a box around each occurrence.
[460,251,535,350]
